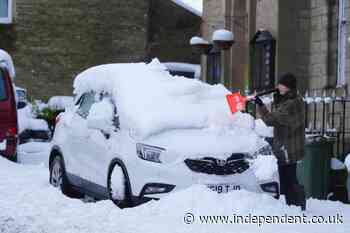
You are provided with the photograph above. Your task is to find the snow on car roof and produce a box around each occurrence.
[0,49,16,79]
[74,59,245,139]
[163,62,201,79]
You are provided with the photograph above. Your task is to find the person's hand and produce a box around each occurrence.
[254,96,264,106]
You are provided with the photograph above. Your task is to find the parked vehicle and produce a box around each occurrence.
[163,62,201,79]
[16,90,50,145]
[49,61,279,208]
[15,86,27,109]
[0,58,18,162]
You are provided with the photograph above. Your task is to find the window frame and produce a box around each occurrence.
[0,68,8,101]
[0,0,13,24]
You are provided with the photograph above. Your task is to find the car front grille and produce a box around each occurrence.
[184,153,250,175]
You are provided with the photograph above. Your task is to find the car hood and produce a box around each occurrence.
[141,127,268,163]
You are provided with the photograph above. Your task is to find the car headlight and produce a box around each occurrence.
[249,144,274,159]
[136,143,165,163]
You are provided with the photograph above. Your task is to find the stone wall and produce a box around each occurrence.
[147,0,201,64]
[306,0,350,91]
[256,0,278,37]
[0,0,149,100]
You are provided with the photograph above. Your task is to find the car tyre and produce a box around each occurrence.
[49,155,83,198]
[107,161,132,208]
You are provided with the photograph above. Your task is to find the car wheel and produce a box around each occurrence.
[49,155,83,198]
[107,162,132,208]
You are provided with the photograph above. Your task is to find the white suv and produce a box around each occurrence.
[49,60,279,208]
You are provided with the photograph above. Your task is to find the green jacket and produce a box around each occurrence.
[257,90,305,165]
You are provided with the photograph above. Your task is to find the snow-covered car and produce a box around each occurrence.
[49,59,279,207]
[15,86,27,109]
[17,104,50,144]
[48,96,74,111]
[163,62,201,79]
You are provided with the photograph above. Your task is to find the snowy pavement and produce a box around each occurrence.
[17,142,52,166]
[0,157,349,233]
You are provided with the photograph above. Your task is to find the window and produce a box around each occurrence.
[0,0,12,24]
[77,92,96,119]
[0,70,8,101]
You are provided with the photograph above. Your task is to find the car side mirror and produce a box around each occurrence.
[87,99,115,134]
[17,101,27,109]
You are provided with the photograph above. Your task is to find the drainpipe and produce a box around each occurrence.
[337,0,348,88]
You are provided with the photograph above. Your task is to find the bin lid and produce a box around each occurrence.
[305,135,336,145]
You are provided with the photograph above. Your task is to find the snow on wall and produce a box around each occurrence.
[0,49,16,79]
[171,0,202,17]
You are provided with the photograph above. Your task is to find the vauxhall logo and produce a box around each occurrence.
[216,159,227,167]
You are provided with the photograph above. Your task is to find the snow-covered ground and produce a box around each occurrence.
[1,156,349,233]
[17,142,52,166]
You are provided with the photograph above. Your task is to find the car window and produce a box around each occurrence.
[76,92,96,119]
[0,70,8,101]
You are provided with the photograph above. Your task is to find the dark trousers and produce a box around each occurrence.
[278,163,299,195]
[278,163,306,210]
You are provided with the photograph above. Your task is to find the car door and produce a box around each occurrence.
[64,92,96,182]
[79,95,116,189]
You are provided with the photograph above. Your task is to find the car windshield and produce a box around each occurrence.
[0,70,7,101]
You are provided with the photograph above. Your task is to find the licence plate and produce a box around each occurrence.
[207,184,241,193]
[0,140,6,150]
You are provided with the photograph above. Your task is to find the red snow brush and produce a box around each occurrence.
[226,92,248,114]
[226,89,277,114]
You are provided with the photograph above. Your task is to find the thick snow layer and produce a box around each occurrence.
[171,0,202,16]
[73,59,246,140]
[0,49,15,79]
[251,156,278,181]
[18,142,52,166]
[87,98,115,133]
[190,36,209,45]
[255,119,273,138]
[213,29,234,42]
[48,96,74,110]
[18,105,49,133]
[0,157,349,233]
[110,166,126,200]
[163,62,201,79]
[345,154,350,172]
[331,158,346,170]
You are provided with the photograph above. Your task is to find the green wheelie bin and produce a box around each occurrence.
[297,136,335,199]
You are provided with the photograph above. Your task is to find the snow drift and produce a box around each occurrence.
[0,157,349,233]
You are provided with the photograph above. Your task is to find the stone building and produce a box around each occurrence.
[201,0,350,94]
[0,0,201,99]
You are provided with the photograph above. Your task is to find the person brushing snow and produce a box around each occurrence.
[253,73,306,211]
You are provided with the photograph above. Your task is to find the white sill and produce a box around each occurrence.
[0,18,13,24]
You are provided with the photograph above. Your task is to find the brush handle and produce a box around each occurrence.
[256,89,278,97]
